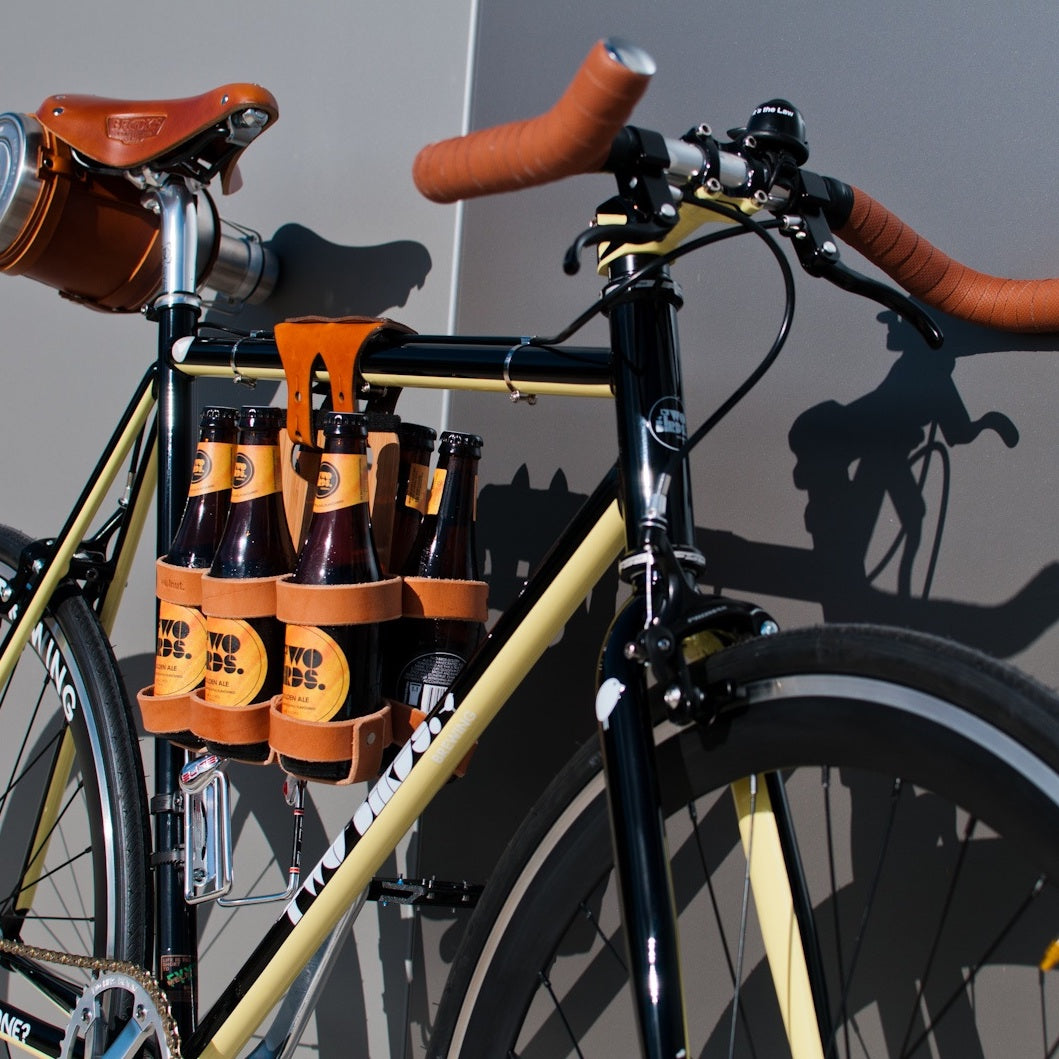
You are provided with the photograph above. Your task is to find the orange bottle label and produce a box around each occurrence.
[280,625,351,722]
[313,453,368,514]
[203,617,268,706]
[153,600,207,696]
[231,444,282,503]
[188,440,235,497]
[404,462,430,513]
[425,468,446,516]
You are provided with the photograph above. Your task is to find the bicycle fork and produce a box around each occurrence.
[600,257,828,1058]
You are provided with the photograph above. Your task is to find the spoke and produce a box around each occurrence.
[688,800,759,1059]
[0,674,53,817]
[822,768,850,1059]
[576,899,626,972]
[898,815,977,1056]
[538,969,586,1059]
[13,843,94,903]
[903,875,1048,1057]
[2,781,87,917]
[828,777,903,1059]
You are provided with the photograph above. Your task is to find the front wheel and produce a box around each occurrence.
[430,624,1059,1058]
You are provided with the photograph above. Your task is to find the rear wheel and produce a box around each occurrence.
[431,624,1059,1057]
[0,524,150,1046]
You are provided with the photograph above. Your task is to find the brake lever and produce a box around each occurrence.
[783,170,944,349]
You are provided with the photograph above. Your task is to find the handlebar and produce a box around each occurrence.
[833,187,1059,332]
[412,39,654,203]
[413,39,1059,335]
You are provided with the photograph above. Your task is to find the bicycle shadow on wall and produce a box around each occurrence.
[699,310,1059,659]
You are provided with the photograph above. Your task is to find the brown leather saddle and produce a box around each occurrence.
[35,83,279,192]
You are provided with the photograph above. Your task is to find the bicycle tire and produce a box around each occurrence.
[0,524,150,1026]
[430,623,1059,1058]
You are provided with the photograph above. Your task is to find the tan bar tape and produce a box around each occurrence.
[200,574,284,619]
[190,687,273,747]
[273,316,416,445]
[401,577,489,622]
[275,577,403,627]
[156,560,206,607]
[268,698,392,783]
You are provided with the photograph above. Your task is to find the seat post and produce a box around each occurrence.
[149,177,202,1038]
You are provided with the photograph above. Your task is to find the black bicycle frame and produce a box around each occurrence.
[598,258,698,1056]
[158,267,701,1055]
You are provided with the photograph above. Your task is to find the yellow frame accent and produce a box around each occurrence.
[731,776,825,1059]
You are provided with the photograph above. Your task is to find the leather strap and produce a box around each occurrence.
[135,685,202,747]
[156,560,206,607]
[200,573,283,618]
[268,699,391,783]
[275,577,402,626]
[273,316,416,444]
[190,687,272,746]
[401,577,489,622]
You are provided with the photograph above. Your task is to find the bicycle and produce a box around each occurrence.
[0,35,1058,1059]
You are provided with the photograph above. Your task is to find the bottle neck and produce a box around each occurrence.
[210,431,295,577]
[292,436,381,586]
[165,425,237,568]
[416,454,479,579]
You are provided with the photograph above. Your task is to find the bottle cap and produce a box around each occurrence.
[318,410,369,438]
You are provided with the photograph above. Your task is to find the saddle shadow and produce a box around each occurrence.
[194,222,433,410]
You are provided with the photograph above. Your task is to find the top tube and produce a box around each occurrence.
[177,332,615,397]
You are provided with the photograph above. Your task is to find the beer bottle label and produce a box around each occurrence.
[187,440,235,498]
[425,468,446,516]
[153,600,207,696]
[313,453,368,514]
[204,617,269,706]
[231,445,282,503]
[280,625,351,722]
[397,651,465,711]
[404,462,430,513]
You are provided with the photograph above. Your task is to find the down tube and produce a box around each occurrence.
[191,471,625,1059]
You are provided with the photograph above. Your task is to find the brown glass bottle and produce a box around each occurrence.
[387,422,436,576]
[279,411,385,781]
[204,405,296,761]
[152,407,237,742]
[385,431,485,710]
[164,406,238,569]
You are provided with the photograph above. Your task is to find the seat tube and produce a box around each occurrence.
[149,179,201,1036]
[596,257,694,1058]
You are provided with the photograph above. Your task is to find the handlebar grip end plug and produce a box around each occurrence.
[603,39,657,77]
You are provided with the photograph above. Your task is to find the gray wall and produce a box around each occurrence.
[3,0,1059,1055]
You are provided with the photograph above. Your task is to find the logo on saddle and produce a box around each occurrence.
[106,114,166,144]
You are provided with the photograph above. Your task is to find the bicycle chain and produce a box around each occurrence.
[0,938,181,1059]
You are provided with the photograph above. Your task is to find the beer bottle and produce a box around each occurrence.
[150,406,237,741]
[165,406,238,569]
[278,411,386,781]
[203,405,296,761]
[386,431,485,711]
[387,422,436,576]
